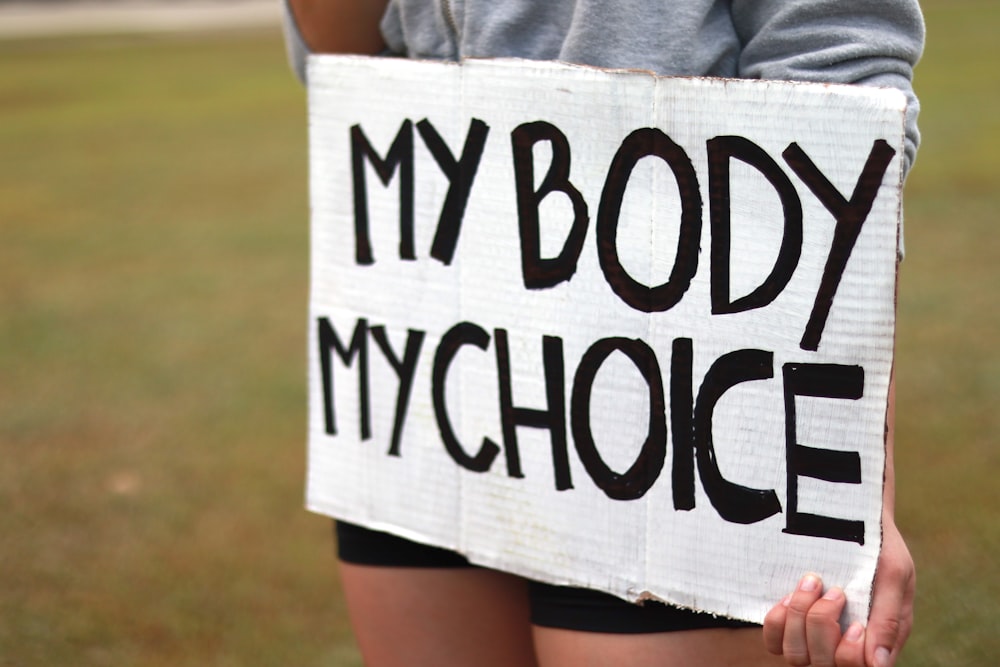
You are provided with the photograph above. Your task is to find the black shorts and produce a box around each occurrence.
[335,521,758,634]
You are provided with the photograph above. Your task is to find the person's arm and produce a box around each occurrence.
[763,377,915,667]
[286,0,389,54]
[732,0,924,171]
[729,4,921,664]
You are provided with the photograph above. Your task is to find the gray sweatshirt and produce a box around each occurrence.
[283,0,923,169]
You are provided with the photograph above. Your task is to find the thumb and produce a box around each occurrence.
[865,528,915,666]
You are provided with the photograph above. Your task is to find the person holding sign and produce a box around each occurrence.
[283,2,922,666]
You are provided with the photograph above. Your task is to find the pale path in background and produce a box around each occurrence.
[0,0,281,38]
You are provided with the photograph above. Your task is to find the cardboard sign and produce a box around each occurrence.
[305,56,905,624]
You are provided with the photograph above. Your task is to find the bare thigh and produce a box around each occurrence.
[340,562,786,667]
[338,562,538,667]
[533,625,788,667]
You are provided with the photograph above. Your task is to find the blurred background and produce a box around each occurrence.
[0,1,996,665]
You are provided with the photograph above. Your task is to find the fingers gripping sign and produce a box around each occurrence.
[763,573,889,667]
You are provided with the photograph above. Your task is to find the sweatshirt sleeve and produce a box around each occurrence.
[282,0,310,84]
[732,0,925,172]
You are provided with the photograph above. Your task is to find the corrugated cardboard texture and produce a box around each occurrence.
[305,56,906,624]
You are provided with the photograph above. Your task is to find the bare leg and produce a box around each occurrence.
[339,562,538,667]
[533,626,787,667]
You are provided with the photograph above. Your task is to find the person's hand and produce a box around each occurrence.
[761,516,915,666]
[861,518,915,667]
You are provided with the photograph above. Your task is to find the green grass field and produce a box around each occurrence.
[1,3,997,665]
[0,28,360,666]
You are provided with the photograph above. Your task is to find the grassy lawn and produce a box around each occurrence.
[0,29,362,666]
[0,3,997,665]
[893,2,1000,665]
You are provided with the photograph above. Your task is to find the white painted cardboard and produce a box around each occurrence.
[305,56,906,625]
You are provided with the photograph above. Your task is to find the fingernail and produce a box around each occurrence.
[781,594,792,607]
[822,586,844,601]
[844,622,863,642]
[874,646,891,667]
[799,574,820,592]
